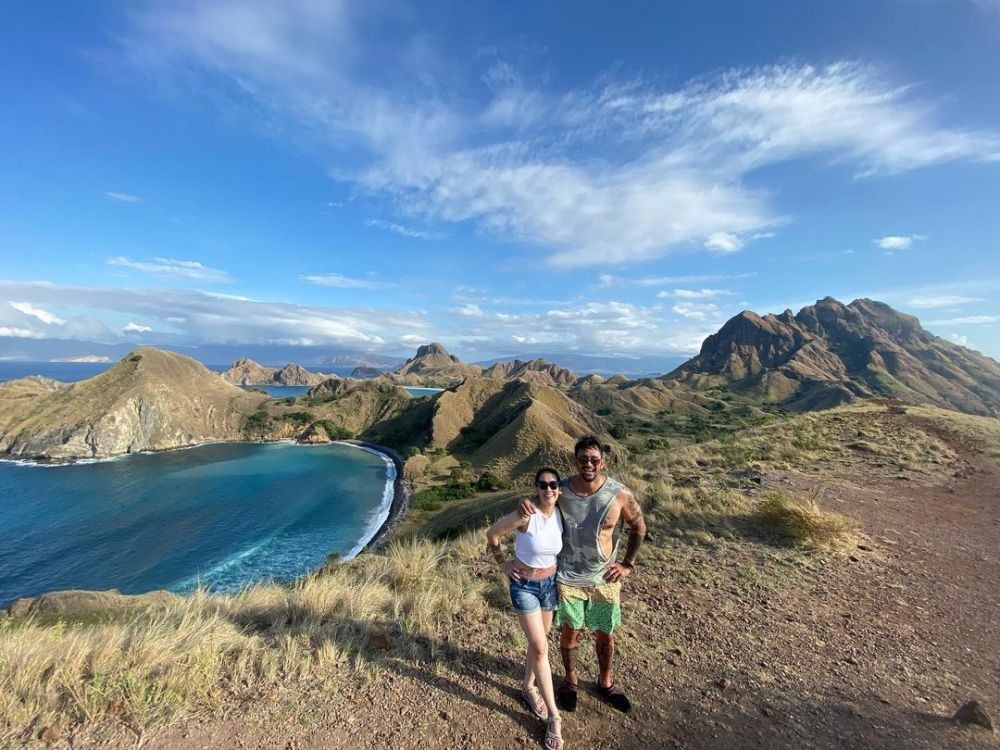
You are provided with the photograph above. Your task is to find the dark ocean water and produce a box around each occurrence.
[0,442,394,608]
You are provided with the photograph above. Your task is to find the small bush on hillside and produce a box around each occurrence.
[755,490,857,547]
[410,482,477,511]
[476,471,509,492]
[243,409,271,437]
[609,423,629,440]
[282,411,315,425]
[315,420,354,440]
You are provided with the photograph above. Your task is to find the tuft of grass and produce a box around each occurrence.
[754,490,858,548]
[0,540,486,742]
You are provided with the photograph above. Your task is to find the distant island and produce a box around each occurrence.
[1,297,997,468]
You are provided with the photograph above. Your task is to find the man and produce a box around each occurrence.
[519,435,646,714]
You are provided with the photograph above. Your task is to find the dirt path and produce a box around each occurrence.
[104,420,999,749]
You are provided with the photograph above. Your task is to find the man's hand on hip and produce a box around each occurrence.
[603,561,632,583]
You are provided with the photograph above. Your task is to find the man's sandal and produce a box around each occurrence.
[521,685,548,720]
[545,716,564,750]
[557,680,578,712]
[596,681,632,714]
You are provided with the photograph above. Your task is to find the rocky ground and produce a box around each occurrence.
[47,418,1000,749]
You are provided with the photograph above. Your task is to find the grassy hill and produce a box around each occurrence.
[0,348,267,460]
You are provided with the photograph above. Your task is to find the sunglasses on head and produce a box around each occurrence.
[576,455,602,465]
[536,480,559,490]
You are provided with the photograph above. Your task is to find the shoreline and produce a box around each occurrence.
[0,438,411,614]
[345,440,411,553]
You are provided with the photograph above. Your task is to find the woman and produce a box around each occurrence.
[486,468,565,750]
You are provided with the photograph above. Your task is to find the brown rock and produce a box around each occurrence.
[953,700,993,730]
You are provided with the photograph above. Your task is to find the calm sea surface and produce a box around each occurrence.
[0,442,394,608]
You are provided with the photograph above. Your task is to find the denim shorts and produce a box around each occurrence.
[509,573,558,614]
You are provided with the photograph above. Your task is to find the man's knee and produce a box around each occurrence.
[595,630,615,647]
[560,625,582,647]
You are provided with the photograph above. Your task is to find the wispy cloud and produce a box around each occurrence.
[106,256,233,283]
[0,280,427,348]
[363,219,441,240]
[671,302,724,321]
[106,191,141,203]
[875,234,924,250]
[905,294,982,309]
[659,288,734,300]
[598,273,755,289]
[925,315,999,325]
[118,5,1000,268]
[9,301,65,326]
[300,273,390,289]
[704,233,743,253]
[123,321,152,334]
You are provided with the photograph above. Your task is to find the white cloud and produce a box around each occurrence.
[363,219,440,240]
[949,333,972,347]
[661,288,733,300]
[452,303,485,317]
[926,315,999,325]
[0,280,425,348]
[0,326,44,339]
[8,301,65,326]
[300,273,389,289]
[704,233,743,253]
[106,191,141,203]
[671,302,724,321]
[123,321,153,334]
[875,234,924,250]
[399,334,425,345]
[107,256,233,283]
[118,8,1000,268]
[906,295,982,309]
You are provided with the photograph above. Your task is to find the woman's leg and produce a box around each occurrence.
[517,610,560,721]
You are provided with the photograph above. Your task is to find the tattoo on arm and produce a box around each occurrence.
[620,493,646,568]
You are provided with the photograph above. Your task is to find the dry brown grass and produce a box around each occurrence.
[754,490,858,548]
[0,538,487,743]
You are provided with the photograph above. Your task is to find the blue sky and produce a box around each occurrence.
[1,0,999,363]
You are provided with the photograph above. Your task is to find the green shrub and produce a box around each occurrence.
[282,411,315,425]
[315,420,354,440]
[410,482,477,511]
[609,424,629,440]
[476,472,509,492]
[243,409,271,437]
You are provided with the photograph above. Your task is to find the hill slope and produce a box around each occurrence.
[0,349,267,460]
[369,376,616,477]
[668,297,1000,415]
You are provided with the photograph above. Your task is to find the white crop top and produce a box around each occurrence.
[515,507,564,569]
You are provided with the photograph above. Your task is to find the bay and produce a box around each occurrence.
[0,442,394,608]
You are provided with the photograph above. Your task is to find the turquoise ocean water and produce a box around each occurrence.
[0,442,394,608]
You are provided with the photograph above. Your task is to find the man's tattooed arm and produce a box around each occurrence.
[620,491,646,568]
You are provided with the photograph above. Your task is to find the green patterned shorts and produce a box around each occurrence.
[555,581,622,634]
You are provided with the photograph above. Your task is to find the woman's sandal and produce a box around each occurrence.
[521,685,548,720]
[544,716,564,750]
